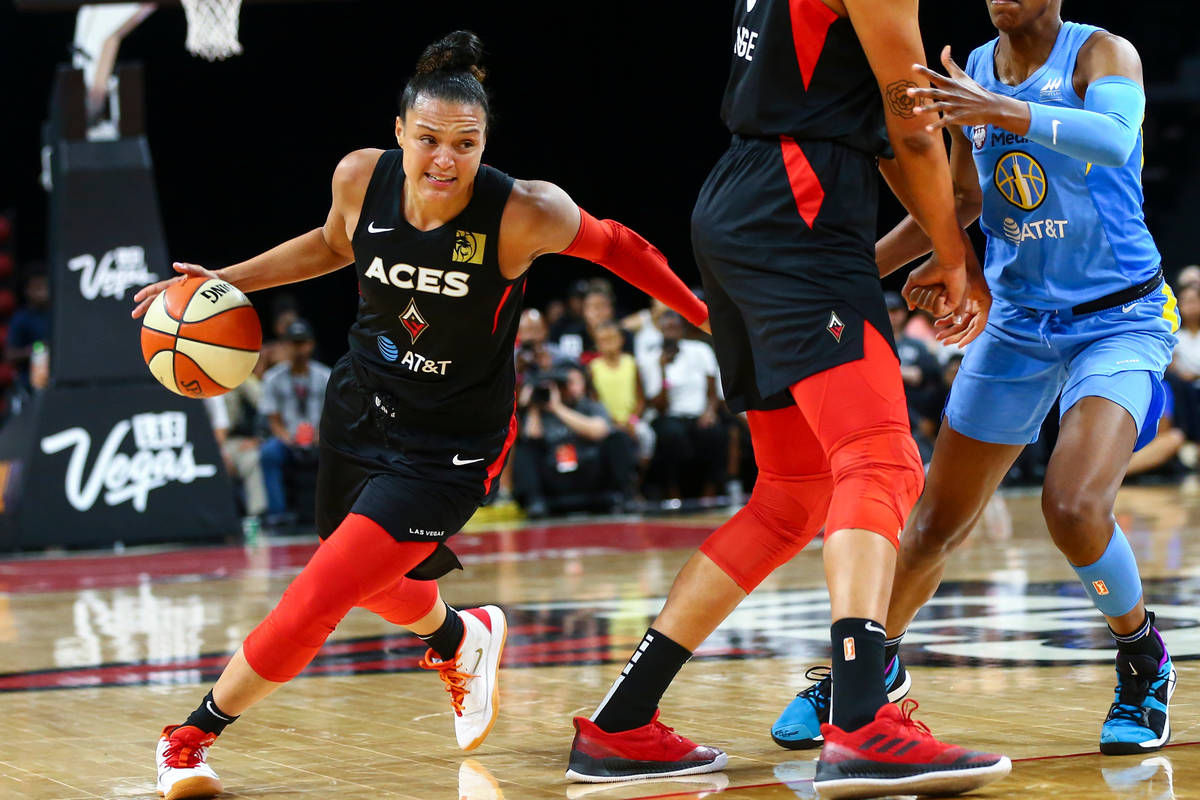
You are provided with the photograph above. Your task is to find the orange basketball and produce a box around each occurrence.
[140,276,262,398]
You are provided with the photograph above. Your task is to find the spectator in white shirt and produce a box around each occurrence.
[642,312,727,500]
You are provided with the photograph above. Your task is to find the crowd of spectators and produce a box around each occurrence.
[9,254,1200,526]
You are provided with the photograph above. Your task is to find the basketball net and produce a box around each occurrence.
[180,0,244,61]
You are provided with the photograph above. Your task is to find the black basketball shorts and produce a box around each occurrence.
[315,354,515,547]
[691,134,895,413]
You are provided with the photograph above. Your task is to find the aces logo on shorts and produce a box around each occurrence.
[826,311,845,342]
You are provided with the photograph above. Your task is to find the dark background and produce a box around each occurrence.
[2,0,1197,362]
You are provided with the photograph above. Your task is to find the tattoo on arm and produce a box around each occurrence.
[886,80,918,118]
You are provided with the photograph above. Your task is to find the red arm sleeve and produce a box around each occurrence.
[562,208,709,328]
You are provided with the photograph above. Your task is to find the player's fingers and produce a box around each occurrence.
[941,45,964,76]
[911,63,948,85]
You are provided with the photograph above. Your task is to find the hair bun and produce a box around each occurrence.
[415,30,486,82]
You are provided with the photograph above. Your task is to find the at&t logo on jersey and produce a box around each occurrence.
[994,151,1048,211]
[377,335,399,362]
[400,351,451,376]
[1002,216,1069,245]
[363,257,470,297]
[452,230,486,265]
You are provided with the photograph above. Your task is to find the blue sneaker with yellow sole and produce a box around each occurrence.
[771,655,912,750]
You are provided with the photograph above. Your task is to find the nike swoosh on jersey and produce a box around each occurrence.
[367,222,395,233]
[453,455,486,466]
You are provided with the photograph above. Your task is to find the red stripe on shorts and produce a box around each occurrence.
[780,136,825,227]
[789,0,837,89]
[483,405,519,495]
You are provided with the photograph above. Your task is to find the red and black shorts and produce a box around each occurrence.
[315,353,516,546]
[690,134,895,413]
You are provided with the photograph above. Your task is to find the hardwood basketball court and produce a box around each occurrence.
[1,484,1197,799]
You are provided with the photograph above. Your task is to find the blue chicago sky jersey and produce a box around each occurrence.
[964,22,1161,310]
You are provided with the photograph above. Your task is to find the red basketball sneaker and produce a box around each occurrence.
[565,712,728,783]
[814,700,1011,799]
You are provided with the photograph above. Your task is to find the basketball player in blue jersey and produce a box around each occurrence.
[773,0,1179,760]
[131,32,712,800]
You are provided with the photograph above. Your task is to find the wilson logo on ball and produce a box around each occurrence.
[140,277,262,398]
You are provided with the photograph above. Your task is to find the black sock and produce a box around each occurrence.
[884,632,904,666]
[591,628,692,733]
[182,690,238,736]
[1111,611,1164,661]
[830,618,887,732]
[417,603,465,662]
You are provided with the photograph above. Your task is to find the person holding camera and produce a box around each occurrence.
[512,363,633,518]
[641,312,726,501]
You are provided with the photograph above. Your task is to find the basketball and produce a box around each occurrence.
[140,276,262,397]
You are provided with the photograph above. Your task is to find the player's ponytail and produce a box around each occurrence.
[400,31,491,127]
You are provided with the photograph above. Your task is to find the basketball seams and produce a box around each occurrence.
[173,351,232,395]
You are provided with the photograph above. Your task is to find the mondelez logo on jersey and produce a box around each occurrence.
[68,246,159,301]
[39,411,218,512]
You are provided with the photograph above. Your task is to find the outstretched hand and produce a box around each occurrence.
[909,45,1020,133]
[131,262,220,319]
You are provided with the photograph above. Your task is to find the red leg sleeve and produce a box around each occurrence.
[788,323,923,548]
[242,514,437,682]
[701,405,833,592]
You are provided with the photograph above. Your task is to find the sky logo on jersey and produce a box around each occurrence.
[399,299,429,344]
[452,230,486,265]
[972,125,987,150]
[994,151,1048,211]
[377,335,399,362]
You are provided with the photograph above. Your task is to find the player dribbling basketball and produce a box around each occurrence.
[132,31,709,800]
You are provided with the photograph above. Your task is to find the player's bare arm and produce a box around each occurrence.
[876,125,982,278]
[497,179,580,278]
[130,150,373,318]
[844,0,965,310]
[1074,32,1143,93]
[501,179,711,330]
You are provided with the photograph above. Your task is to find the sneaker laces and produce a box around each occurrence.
[418,648,476,716]
[795,666,832,710]
[895,698,933,738]
[1108,671,1154,725]
[162,727,216,768]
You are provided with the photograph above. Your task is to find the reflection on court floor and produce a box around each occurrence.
[0,486,1197,799]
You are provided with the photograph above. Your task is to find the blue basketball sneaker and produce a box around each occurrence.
[771,656,912,750]
[1100,645,1177,755]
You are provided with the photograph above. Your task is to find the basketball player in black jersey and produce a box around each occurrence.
[132,31,709,800]
[567,1,1008,797]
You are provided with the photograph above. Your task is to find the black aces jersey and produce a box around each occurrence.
[721,0,888,155]
[348,150,522,435]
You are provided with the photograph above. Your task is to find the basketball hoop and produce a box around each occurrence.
[180,0,243,61]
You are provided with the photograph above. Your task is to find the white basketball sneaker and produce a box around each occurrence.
[155,725,222,799]
[419,605,508,751]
